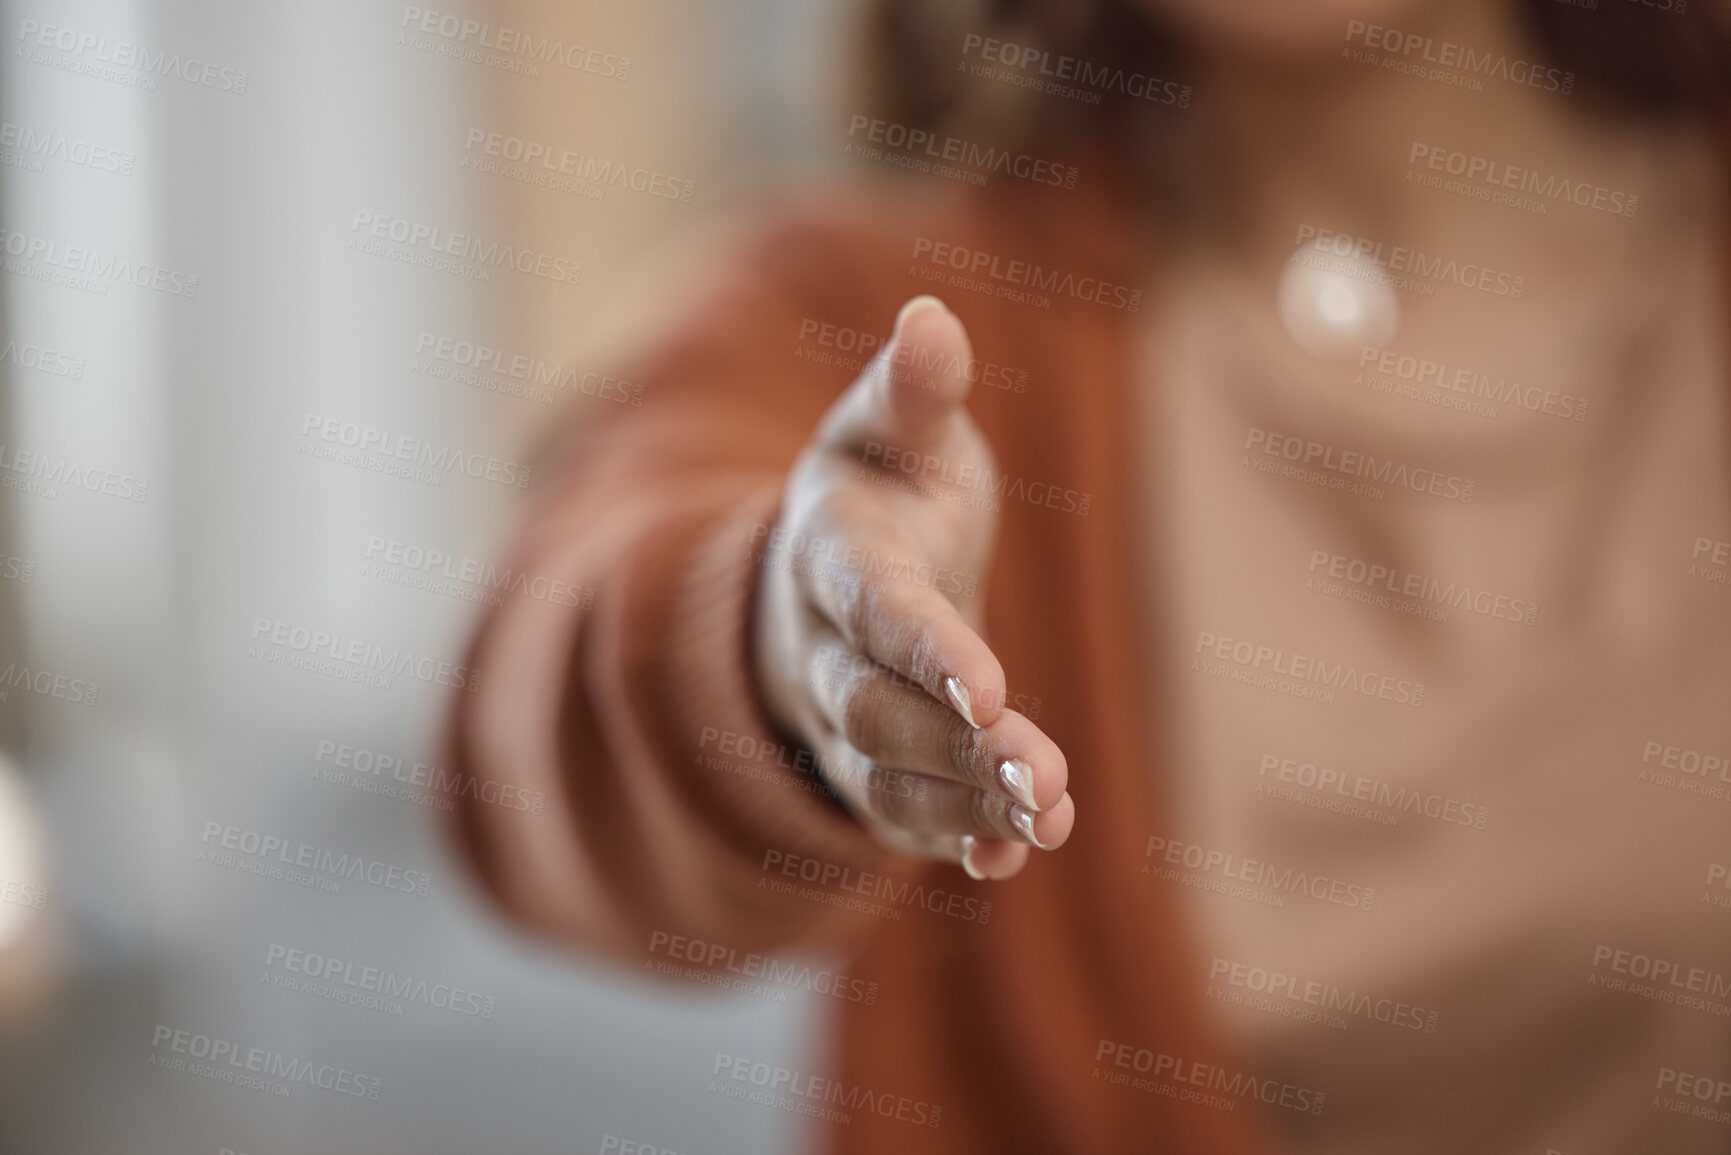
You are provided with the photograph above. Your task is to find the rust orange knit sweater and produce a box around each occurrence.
[445,159,1269,1155]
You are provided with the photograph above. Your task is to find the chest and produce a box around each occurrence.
[1129,270,1731,1149]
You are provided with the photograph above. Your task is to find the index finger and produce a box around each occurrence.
[797,509,1008,729]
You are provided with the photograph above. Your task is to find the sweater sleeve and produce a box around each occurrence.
[441,206,935,966]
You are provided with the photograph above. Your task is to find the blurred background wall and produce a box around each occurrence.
[0,1,864,1151]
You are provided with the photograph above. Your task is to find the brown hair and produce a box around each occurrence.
[864,0,1731,142]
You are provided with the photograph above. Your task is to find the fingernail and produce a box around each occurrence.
[943,675,980,729]
[1009,805,1047,849]
[998,758,1038,811]
[893,295,947,342]
[960,835,988,881]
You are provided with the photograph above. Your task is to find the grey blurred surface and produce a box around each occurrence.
[0,2,855,1151]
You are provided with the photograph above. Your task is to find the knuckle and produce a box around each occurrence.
[869,773,911,828]
[812,739,857,796]
[886,766,929,808]
[806,647,842,715]
[965,787,1004,837]
[944,721,991,788]
[844,764,885,819]
[840,576,882,643]
[908,771,934,805]
[838,672,880,754]
[904,617,943,688]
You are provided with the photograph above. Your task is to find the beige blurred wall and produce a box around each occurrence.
[480,0,863,440]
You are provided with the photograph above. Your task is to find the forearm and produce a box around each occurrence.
[442,424,925,966]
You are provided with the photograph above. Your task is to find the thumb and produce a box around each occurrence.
[816,295,976,453]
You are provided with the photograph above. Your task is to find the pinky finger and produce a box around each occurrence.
[958,837,1030,882]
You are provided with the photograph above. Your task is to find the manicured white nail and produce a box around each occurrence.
[1009,805,1047,849]
[894,294,947,342]
[960,835,987,881]
[943,675,980,729]
[998,759,1039,811]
